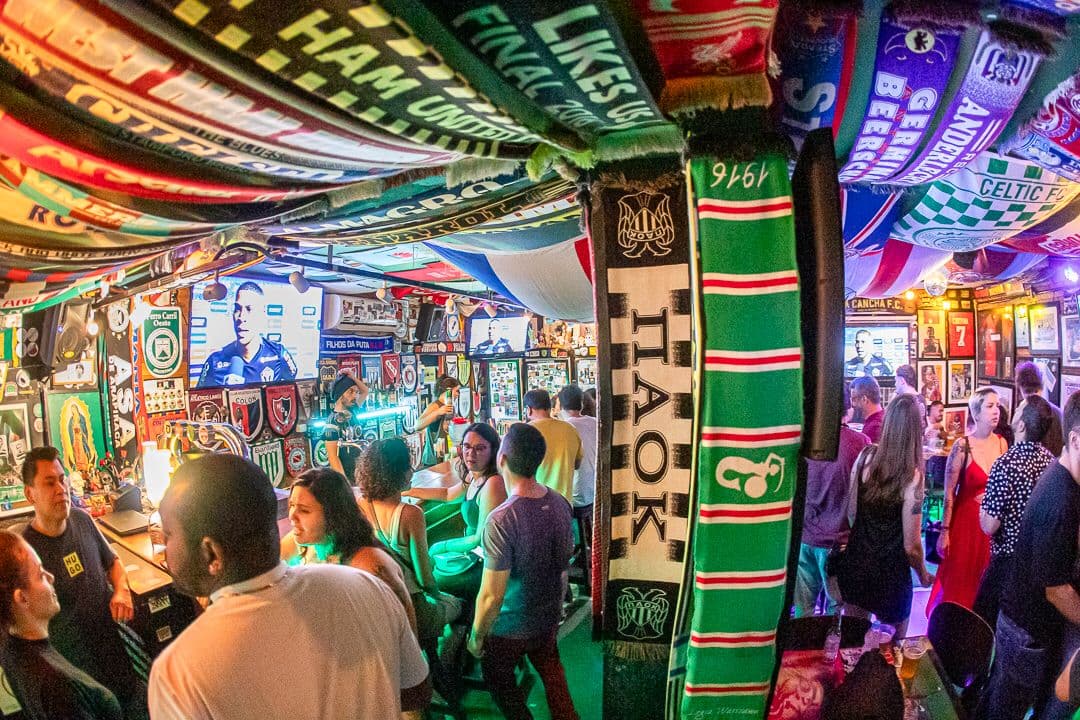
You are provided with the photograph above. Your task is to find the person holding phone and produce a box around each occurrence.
[416,377,460,468]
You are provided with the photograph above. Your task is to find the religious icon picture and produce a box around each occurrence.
[918,310,945,359]
[947,360,975,405]
[917,361,945,404]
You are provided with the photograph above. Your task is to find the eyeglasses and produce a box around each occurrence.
[461,444,490,454]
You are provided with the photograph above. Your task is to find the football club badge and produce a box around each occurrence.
[227,387,264,442]
[472,386,483,415]
[252,439,286,487]
[446,313,461,341]
[457,388,472,419]
[361,355,381,387]
[401,355,418,393]
[187,388,227,451]
[312,438,329,467]
[445,359,458,380]
[456,355,471,387]
[295,379,317,432]
[284,434,310,478]
[264,383,298,437]
[142,307,182,379]
[382,353,401,387]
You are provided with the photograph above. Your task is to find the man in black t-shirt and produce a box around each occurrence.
[322,372,369,483]
[979,393,1080,720]
[0,529,122,720]
[20,447,147,719]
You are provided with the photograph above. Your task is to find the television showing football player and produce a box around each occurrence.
[844,328,894,378]
[473,320,513,356]
[197,281,297,387]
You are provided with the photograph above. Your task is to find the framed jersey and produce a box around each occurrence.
[947,311,975,358]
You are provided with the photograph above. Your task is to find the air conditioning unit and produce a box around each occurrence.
[323,294,405,335]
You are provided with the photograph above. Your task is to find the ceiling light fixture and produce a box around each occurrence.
[202,272,227,301]
[288,269,311,293]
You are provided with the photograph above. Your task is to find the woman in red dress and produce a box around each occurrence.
[928,387,1007,614]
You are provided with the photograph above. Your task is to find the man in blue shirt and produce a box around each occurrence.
[197,281,297,387]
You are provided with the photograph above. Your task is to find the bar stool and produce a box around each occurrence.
[569,504,593,595]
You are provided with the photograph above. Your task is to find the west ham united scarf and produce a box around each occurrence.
[140,0,540,158]
[633,0,778,115]
[887,28,1044,185]
[1005,72,1080,183]
[589,168,693,663]
[894,152,1080,251]
[0,0,457,178]
[773,1,859,151]
[837,5,970,184]
[682,153,802,719]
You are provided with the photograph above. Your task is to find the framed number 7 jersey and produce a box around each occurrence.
[948,311,975,358]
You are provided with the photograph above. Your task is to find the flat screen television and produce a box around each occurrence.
[467,316,532,357]
[189,276,322,388]
[842,324,910,378]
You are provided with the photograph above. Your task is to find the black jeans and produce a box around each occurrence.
[481,631,579,720]
[973,553,1013,629]
[978,613,1055,720]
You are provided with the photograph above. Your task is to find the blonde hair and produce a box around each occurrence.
[968,387,998,419]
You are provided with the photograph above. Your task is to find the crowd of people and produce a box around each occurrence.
[0,382,598,720]
[797,360,1080,719]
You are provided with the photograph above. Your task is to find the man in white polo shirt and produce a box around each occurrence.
[148,454,430,720]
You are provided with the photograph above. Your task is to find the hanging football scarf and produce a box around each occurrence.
[1002,197,1080,254]
[103,300,139,468]
[850,239,952,299]
[589,168,693,664]
[681,152,802,719]
[773,2,859,151]
[888,29,1043,185]
[1010,0,1080,14]
[0,0,457,173]
[894,152,1079,251]
[633,0,778,114]
[942,246,1043,285]
[0,105,333,204]
[837,9,967,183]
[0,156,227,236]
[139,0,540,158]
[412,0,667,142]
[0,215,190,265]
[1004,72,1080,182]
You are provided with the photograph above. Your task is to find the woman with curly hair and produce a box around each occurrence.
[280,467,415,632]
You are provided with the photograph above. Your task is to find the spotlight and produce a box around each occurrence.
[202,273,227,301]
[86,311,99,337]
[942,300,952,310]
[288,269,311,293]
[1065,266,1079,285]
[904,290,915,301]
[1017,305,1028,318]
[99,281,110,300]
[483,302,497,318]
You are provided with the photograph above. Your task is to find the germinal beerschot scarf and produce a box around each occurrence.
[138,0,542,158]
[633,0,779,115]
[887,23,1046,186]
[1004,72,1080,183]
[588,167,693,696]
[773,0,861,151]
[837,2,975,184]
[0,1,458,179]
[894,152,1080,251]
[681,152,802,719]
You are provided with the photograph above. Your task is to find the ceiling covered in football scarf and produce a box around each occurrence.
[1,0,1080,313]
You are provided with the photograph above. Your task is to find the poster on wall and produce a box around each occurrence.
[1063,315,1080,367]
[944,407,969,437]
[0,403,29,486]
[918,361,945,404]
[918,310,946,359]
[1015,306,1031,348]
[947,311,976,358]
[1062,373,1080,404]
[1029,304,1061,354]
[45,392,108,477]
[189,276,322,388]
[1033,357,1061,406]
[978,307,1014,380]
[948,360,975,405]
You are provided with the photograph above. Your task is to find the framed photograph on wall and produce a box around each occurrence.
[947,360,976,405]
[1063,315,1080,367]
[1033,357,1061,406]
[977,306,1015,380]
[1029,303,1061,354]
[1015,305,1031,348]
[947,311,976,358]
[918,361,945,404]
[918,310,946,359]
[1062,373,1080,405]
[943,406,969,438]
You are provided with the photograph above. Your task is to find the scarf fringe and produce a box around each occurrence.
[443,158,522,188]
[1001,3,1067,41]
[325,180,385,210]
[889,0,981,27]
[860,181,920,197]
[660,74,773,116]
[684,112,794,162]
[988,17,1057,56]
[591,167,685,193]
[526,144,596,181]
[606,639,672,662]
[593,125,686,163]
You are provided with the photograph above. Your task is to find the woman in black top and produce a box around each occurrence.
[838,394,934,638]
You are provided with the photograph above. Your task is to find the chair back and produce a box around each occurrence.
[926,601,994,688]
[781,615,872,651]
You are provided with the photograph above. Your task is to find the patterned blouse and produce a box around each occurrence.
[981,441,1057,557]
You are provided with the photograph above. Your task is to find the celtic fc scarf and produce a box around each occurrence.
[633,0,779,115]
[682,153,802,719]
[589,165,693,678]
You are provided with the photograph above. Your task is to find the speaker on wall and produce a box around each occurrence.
[17,305,61,381]
[414,304,436,343]
[792,128,845,462]
[53,302,91,367]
